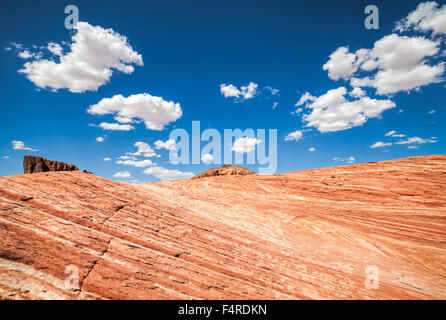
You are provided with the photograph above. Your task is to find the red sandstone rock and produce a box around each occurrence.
[0,155,445,299]
[191,164,256,179]
[23,155,78,174]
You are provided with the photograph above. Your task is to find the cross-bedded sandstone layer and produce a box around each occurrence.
[0,155,445,299]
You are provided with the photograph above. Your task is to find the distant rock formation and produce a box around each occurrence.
[23,155,78,174]
[191,164,256,179]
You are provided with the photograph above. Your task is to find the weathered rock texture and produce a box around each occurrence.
[0,155,445,299]
[23,156,78,174]
[192,164,256,179]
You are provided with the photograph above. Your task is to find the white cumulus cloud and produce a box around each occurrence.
[220,84,240,98]
[116,159,154,167]
[154,139,177,151]
[88,93,182,131]
[328,34,444,95]
[295,92,316,107]
[113,171,131,179]
[349,87,366,98]
[18,50,33,59]
[323,47,359,81]
[143,166,194,181]
[357,34,444,95]
[220,82,258,100]
[231,137,261,153]
[395,1,446,35]
[129,142,157,158]
[201,153,214,164]
[301,87,395,133]
[285,130,303,142]
[47,42,63,56]
[18,22,143,93]
[320,3,446,96]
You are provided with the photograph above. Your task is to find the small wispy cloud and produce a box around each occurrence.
[11,140,37,152]
[333,156,356,164]
[370,141,392,148]
[143,166,194,181]
[95,122,135,131]
[113,171,131,179]
[220,82,258,100]
[385,130,406,138]
[265,86,279,95]
[116,159,154,168]
[395,136,437,145]
[284,130,303,142]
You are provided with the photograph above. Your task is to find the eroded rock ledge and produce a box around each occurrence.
[23,155,78,174]
[191,164,256,179]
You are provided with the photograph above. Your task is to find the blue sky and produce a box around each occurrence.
[0,0,445,182]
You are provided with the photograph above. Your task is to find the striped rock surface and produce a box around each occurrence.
[0,155,445,299]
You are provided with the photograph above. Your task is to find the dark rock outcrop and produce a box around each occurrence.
[23,155,78,174]
[191,164,256,179]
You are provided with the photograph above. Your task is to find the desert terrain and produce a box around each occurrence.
[0,155,445,299]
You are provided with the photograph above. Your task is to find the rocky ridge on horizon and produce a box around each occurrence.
[191,164,256,179]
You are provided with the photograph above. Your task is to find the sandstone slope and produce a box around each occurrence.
[0,155,445,299]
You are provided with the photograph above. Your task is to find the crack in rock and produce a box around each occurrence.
[79,237,112,294]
